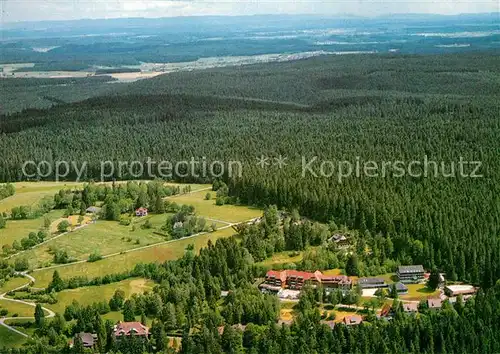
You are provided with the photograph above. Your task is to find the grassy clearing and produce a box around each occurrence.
[400,284,440,301]
[168,190,262,223]
[322,268,343,276]
[46,278,155,315]
[258,251,304,267]
[3,319,36,337]
[16,218,167,268]
[280,309,294,322]
[48,214,92,234]
[32,226,236,288]
[0,325,26,348]
[0,209,65,248]
[0,277,29,294]
[0,299,47,317]
[0,182,83,213]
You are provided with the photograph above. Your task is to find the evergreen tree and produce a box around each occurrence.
[34,303,45,328]
[48,270,65,292]
[427,268,441,290]
[123,299,136,322]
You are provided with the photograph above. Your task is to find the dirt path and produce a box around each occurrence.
[0,272,55,338]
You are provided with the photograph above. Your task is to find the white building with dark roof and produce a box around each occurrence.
[397,265,425,283]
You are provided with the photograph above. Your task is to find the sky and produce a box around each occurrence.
[1,0,498,23]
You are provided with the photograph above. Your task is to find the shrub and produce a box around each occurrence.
[88,251,103,263]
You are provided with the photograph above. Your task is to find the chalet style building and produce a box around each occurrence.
[397,265,425,283]
[113,322,150,340]
[261,270,352,292]
[135,207,148,217]
[357,277,387,289]
[71,332,97,349]
[328,234,350,248]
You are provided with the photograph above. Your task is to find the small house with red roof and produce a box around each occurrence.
[135,207,148,217]
[113,322,150,340]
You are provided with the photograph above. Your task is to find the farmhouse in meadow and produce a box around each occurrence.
[397,265,425,283]
[135,207,148,217]
[260,270,352,292]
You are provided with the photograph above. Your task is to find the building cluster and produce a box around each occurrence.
[70,322,150,349]
[260,270,352,294]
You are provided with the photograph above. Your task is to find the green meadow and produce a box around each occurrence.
[167,190,262,223]
[46,278,155,315]
[32,226,237,288]
[0,325,26,348]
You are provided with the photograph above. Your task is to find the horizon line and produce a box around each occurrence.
[2,11,498,26]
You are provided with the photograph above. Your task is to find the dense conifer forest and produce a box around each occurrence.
[0,53,499,353]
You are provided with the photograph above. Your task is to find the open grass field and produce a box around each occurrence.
[258,250,305,267]
[0,299,47,317]
[15,218,167,268]
[0,277,29,294]
[400,284,440,301]
[48,214,92,234]
[3,318,37,338]
[0,325,26,348]
[168,190,262,223]
[32,226,237,287]
[0,182,84,213]
[0,209,65,248]
[46,278,155,315]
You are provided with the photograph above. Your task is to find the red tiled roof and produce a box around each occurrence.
[266,270,287,283]
[136,207,148,212]
[113,322,149,336]
[265,270,352,285]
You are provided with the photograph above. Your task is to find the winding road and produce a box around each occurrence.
[0,272,55,337]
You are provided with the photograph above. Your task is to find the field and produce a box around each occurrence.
[0,299,48,317]
[258,250,305,267]
[168,190,262,223]
[32,226,237,287]
[0,325,26,348]
[0,182,84,213]
[401,284,440,301]
[2,181,263,287]
[13,217,167,268]
[46,278,155,314]
[0,277,29,294]
[0,209,65,248]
